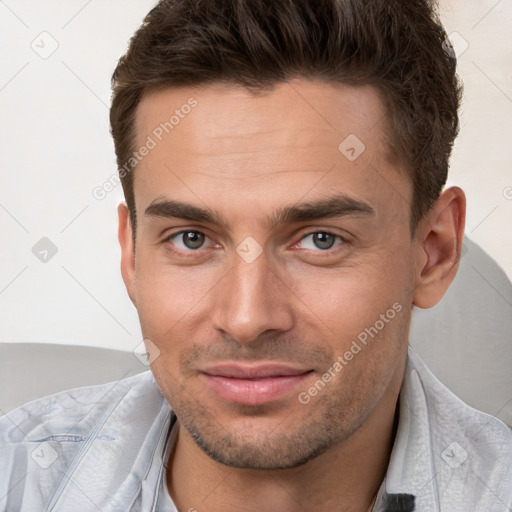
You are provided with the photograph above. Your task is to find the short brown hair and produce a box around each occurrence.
[110,0,461,234]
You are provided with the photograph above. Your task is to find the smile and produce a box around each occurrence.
[200,363,314,405]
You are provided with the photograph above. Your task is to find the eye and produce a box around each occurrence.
[166,230,209,251]
[298,232,344,251]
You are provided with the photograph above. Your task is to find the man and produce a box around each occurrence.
[1,0,511,510]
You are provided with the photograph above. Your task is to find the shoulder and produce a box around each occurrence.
[406,349,512,509]
[1,370,158,441]
[0,371,170,509]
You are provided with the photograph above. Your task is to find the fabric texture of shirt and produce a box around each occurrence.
[1,348,511,511]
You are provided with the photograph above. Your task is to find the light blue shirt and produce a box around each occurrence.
[1,348,511,511]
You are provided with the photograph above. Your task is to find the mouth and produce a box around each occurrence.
[200,363,314,405]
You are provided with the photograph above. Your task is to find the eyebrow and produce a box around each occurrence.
[144,193,375,229]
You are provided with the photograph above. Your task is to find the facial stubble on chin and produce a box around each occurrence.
[157,313,409,471]
[169,366,394,471]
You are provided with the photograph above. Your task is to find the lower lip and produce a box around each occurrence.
[202,373,312,405]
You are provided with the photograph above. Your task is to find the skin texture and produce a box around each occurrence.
[118,79,466,512]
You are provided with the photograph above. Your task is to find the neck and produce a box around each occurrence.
[167,364,404,512]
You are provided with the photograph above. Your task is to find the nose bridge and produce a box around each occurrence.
[212,252,293,344]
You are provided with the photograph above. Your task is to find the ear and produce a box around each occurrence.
[412,186,466,309]
[118,202,137,307]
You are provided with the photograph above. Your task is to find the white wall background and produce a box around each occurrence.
[0,0,511,352]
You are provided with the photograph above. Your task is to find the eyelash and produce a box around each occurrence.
[293,232,345,252]
[161,229,348,258]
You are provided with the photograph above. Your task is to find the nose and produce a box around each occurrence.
[211,250,294,346]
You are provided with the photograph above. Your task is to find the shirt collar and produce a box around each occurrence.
[373,347,512,511]
[372,349,437,511]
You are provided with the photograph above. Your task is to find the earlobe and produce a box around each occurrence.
[412,187,466,309]
[118,202,137,307]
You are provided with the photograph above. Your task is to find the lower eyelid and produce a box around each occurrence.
[168,232,224,254]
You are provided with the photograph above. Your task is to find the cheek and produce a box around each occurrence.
[132,254,231,389]
[134,251,218,335]
[287,251,413,363]
[294,253,411,323]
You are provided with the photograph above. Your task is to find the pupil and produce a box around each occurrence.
[184,231,204,249]
[314,233,335,250]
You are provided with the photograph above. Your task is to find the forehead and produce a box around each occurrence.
[132,80,409,223]
[135,79,392,156]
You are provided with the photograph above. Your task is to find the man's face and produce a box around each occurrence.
[124,80,418,469]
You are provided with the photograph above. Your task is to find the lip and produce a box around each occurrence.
[200,363,313,405]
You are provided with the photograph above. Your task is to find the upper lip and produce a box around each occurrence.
[201,363,313,379]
